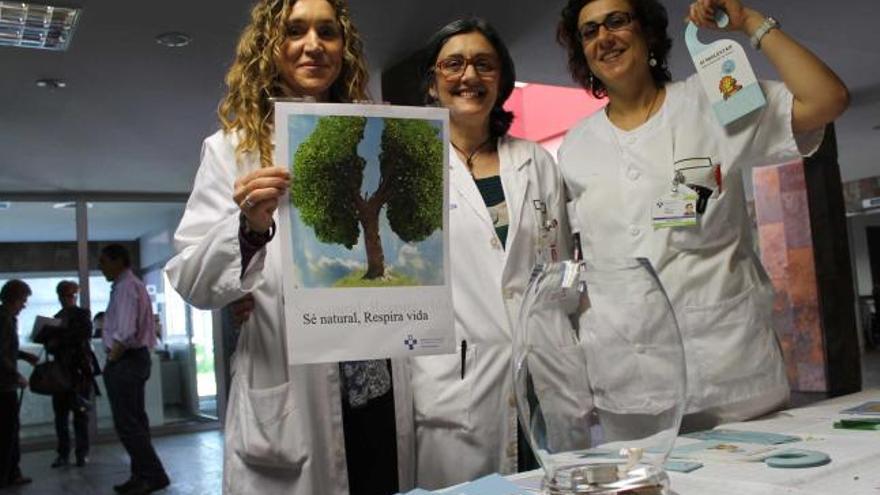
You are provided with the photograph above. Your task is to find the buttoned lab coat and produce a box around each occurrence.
[165,130,415,495]
[411,136,588,489]
[559,76,823,424]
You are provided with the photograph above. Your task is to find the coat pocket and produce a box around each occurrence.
[578,285,683,415]
[681,284,781,397]
[232,378,308,470]
[410,343,476,430]
[525,343,592,453]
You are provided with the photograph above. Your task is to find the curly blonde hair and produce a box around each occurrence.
[218,0,369,167]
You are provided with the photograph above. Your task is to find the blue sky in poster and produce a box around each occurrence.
[286,114,444,288]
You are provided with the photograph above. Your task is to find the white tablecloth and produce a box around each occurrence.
[506,390,880,494]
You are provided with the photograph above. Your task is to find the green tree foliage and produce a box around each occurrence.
[380,118,443,242]
[290,115,443,280]
[290,116,367,249]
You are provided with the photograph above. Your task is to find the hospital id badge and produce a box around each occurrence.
[653,185,698,229]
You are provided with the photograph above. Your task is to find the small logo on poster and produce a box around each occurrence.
[404,334,418,350]
[721,59,736,75]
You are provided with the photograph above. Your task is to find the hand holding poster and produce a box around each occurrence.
[275,101,454,364]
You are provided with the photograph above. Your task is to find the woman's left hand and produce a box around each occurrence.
[687,0,758,33]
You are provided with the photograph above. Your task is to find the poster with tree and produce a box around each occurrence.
[276,102,454,364]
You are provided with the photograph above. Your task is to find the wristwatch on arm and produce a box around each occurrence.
[750,16,780,51]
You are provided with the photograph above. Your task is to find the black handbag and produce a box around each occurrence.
[29,359,73,396]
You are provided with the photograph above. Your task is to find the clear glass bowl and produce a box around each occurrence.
[513,259,687,494]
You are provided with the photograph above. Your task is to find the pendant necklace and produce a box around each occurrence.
[451,137,493,176]
[607,86,663,129]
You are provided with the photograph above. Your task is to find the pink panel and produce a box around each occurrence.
[504,83,606,143]
[753,161,828,392]
[506,87,526,139]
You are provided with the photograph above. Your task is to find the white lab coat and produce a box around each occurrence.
[164,130,415,495]
[559,75,824,424]
[411,136,583,489]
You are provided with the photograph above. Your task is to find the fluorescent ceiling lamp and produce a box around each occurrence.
[52,201,92,209]
[0,2,81,51]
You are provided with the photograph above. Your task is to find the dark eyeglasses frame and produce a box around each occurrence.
[434,55,499,81]
[578,11,636,43]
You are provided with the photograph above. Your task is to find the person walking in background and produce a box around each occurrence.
[45,280,96,468]
[0,279,39,489]
[99,244,170,495]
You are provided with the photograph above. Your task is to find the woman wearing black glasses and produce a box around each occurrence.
[408,17,583,489]
[556,0,848,429]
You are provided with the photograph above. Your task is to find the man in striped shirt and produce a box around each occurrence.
[99,244,169,495]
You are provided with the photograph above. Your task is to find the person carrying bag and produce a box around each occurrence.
[28,351,73,396]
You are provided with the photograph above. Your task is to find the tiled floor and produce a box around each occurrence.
[6,431,223,495]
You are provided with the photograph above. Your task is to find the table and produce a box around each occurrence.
[506,390,880,494]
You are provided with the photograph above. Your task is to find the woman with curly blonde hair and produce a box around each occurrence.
[166,1,414,493]
[218,0,369,168]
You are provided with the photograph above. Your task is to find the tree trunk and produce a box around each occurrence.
[361,209,385,279]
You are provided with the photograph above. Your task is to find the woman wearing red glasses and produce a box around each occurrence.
[409,17,584,489]
[556,0,848,428]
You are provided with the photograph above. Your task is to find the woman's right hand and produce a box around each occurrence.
[233,166,291,233]
[688,0,752,32]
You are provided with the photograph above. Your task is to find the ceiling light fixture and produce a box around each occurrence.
[35,77,66,89]
[0,2,81,51]
[52,201,93,209]
[155,31,191,48]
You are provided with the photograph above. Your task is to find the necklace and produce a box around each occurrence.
[451,137,493,174]
[642,87,662,125]
[606,87,663,129]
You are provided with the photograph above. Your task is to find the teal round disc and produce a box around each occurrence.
[765,449,831,469]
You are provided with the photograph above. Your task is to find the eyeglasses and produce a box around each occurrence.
[435,55,499,80]
[578,11,635,42]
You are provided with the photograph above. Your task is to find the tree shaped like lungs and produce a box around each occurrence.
[291,116,443,280]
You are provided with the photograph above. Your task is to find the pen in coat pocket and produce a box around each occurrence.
[460,339,467,380]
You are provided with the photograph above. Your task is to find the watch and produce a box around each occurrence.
[750,16,780,50]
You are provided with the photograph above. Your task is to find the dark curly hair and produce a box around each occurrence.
[420,17,516,139]
[557,0,673,98]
